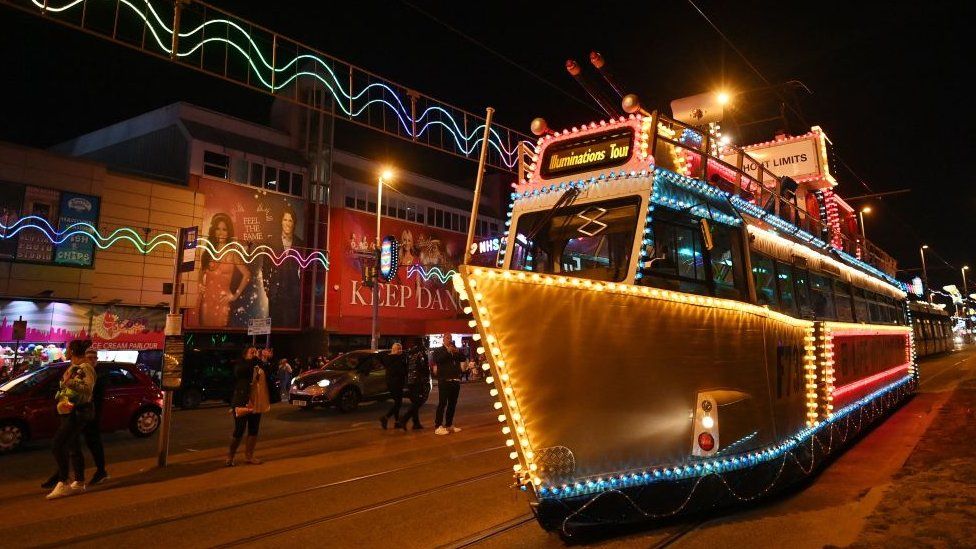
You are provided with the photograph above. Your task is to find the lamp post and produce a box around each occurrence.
[858,206,871,242]
[920,245,930,302]
[963,265,970,300]
[371,169,394,351]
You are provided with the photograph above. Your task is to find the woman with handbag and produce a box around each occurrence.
[226,346,271,466]
[46,339,97,500]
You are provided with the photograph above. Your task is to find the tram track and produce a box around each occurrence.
[33,442,507,548]
[211,468,512,548]
[435,513,536,548]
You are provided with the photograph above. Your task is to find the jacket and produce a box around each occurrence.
[432,346,463,382]
[231,358,259,407]
[406,348,430,388]
[382,353,407,389]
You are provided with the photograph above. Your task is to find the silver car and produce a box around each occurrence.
[290,349,430,413]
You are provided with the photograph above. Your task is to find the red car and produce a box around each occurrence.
[0,362,164,453]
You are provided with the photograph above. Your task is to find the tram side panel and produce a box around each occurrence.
[465,269,811,484]
[827,326,912,411]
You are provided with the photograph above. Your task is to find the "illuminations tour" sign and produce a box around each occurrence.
[540,128,634,178]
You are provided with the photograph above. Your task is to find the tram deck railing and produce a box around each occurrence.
[646,113,898,277]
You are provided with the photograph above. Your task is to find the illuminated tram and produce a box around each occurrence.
[909,301,954,357]
[454,105,916,536]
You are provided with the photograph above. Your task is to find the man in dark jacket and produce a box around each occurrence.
[379,343,407,429]
[397,343,430,430]
[432,334,465,435]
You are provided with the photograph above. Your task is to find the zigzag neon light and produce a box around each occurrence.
[407,264,457,283]
[30,0,527,168]
[1,217,328,268]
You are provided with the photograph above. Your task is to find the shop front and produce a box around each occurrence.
[0,300,166,378]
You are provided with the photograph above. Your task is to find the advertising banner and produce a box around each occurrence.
[331,208,464,332]
[189,179,307,330]
[0,182,26,260]
[722,136,821,181]
[54,192,101,267]
[16,186,60,263]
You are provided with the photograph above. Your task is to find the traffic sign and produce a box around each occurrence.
[248,317,272,335]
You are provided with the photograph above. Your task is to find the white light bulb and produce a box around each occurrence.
[702,415,714,429]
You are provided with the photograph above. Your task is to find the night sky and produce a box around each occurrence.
[0,0,970,291]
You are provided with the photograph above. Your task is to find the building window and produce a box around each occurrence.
[203,151,230,179]
[249,163,264,187]
[291,173,303,197]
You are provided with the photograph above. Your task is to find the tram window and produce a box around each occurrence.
[642,210,710,295]
[751,253,778,307]
[793,268,814,319]
[708,225,743,300]
[834,281,854,322]
[510,196,640,282]
[913,319,923,340]
[852,287,869,322]
[810,274,836,320]
[867,293,882,323]
[774,261,798,316]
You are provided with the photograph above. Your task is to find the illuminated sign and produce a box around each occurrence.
[910,277,924,297]
[379,235,399,282]
[470,237,501,256]
[540,128,634,179]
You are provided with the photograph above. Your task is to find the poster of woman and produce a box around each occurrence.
[190,181,307,330]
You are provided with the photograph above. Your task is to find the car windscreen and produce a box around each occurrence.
[0,368,59,395]
[325,353,370,371]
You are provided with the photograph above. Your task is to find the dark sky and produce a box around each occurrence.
[0,0,970,290]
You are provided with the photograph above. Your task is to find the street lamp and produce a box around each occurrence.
[858,206,871,242]
[963,265,970,297]
[371,168,394,351]
[920,245,931,302]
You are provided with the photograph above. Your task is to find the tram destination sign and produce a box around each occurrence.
[540,128,634,179]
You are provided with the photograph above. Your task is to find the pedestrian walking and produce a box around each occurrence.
[396,343,430,431]
[46,339,97,499]
[277,358,293,401]
[226,346,271,466]
[42,349,110,490]
[432,334,465,435]
[379,343,407,429]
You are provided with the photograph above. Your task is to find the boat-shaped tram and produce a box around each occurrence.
[453,103,916,536]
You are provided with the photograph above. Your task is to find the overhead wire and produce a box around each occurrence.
[684,0,963,273]
[399,0,602,115]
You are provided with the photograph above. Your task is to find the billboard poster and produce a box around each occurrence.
[330,208,465,332]
[16,186,60,263]
[189,179,307,330]
[89,305,166,350]
[0,182,26,260]
[54,192,101,267]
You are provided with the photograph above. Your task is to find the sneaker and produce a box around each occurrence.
[450,426,462,433]
[434,426,450,435]
[70,481,85,492]
[46,482,73,500]
[41,474,58,490]
[90,470,110,485]
[379,416,389,430]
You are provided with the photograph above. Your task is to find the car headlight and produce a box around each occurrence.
[317,379,331,388]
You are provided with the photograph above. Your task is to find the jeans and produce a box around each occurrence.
[83,413,105,473]
[434,380,461,428]
[52,413,86,482]
[384,383,404,420]
[232,412,262,438]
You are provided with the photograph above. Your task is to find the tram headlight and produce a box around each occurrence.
[317,379,331,388]
[702,414,714,429]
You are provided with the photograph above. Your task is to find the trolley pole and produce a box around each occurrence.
[464,107,495,265]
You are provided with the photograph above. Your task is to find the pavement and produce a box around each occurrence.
[0,346,973,548]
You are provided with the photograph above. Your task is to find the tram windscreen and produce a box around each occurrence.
[510,196,640,281]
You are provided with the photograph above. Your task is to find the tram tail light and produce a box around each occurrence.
[692,392,719,457]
